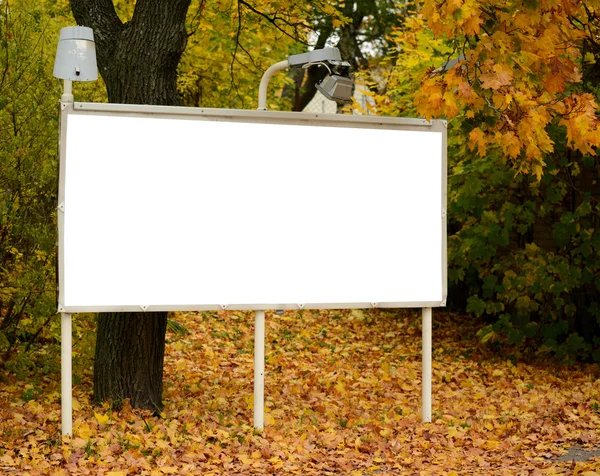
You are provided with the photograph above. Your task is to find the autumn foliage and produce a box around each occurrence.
[370,0,600,361]
[2,0,600,472]
[2,310,600,474]
[417,0,600,177]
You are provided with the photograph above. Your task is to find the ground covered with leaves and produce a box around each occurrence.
[1,309,599,475]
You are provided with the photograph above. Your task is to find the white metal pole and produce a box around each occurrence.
[422,307,432,423]
[61,79,74,104]
[61,312,73,436]
[257,60,289,110]
[254,310,265,429]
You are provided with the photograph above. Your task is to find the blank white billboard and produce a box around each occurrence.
[58,105,446,312]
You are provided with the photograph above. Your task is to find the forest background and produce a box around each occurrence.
[2,0,599,373]
[0,0,600,473]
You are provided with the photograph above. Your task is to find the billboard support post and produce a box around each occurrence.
[61,312,73,436]
[422,307,432,423]
[254,310,265,429]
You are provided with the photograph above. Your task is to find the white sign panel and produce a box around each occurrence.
[59,105,446,311]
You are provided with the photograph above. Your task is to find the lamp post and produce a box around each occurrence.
[53,25,98,437]
[257,47,354,111]
[53,26,98,103]
[253,47,353,430]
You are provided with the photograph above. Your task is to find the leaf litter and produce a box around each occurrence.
[1,309,599,475]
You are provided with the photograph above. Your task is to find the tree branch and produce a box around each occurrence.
[228,0,244,106]
[238,0,309,45]
[70,0,124,74]
[70,0,123,44]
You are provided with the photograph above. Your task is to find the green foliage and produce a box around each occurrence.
[167,318,190,336]
[0,0,107,373]
[448,122,600,362]
[177,1,339,110]
[374,10,600,362]
[0,0,64,370]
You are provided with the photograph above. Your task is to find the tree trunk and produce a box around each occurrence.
[93,313,167,410]
[71,0,191,410]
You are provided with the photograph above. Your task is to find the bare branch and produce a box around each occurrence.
[238,0,309,45]
[187,0,207,38]
[228,0,244,106]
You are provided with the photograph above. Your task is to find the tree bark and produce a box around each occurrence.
[93,312,167,410]
[70,0,191,410]
[71,0,190,105]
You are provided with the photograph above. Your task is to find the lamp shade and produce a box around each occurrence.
[316,74,354,103]
[53,26,98,81]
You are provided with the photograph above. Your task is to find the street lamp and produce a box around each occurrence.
[53,26,98,103]
[53,25,98,437]
[257,47,353,110]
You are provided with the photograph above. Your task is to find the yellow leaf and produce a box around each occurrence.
[485,439,501,450]
[468,127,487,156]
[463,14,483,35]
[479,69,512,90]
[245,394,254,410]
[107,472,127,476]
[264,413,276,426]
[95,412,110,425]
[0,454,15,466]
[160,467,179,474]
[71,438,88,449]
[584,52,596,64]
[172,341,184,351]
[77,423,93,439]
[447,426,459,438]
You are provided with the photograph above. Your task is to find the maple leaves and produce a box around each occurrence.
[1,310,600,474]
[410,0,600,175]
[559,93,600,156]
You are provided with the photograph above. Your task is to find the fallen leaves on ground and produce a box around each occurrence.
[1,309,599,475]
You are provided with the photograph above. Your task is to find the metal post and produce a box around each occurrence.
[422,307,432,423]
[61,79,74,104]
[61,312,73,436]
[257,60,289,110]
[254,310,265,429]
